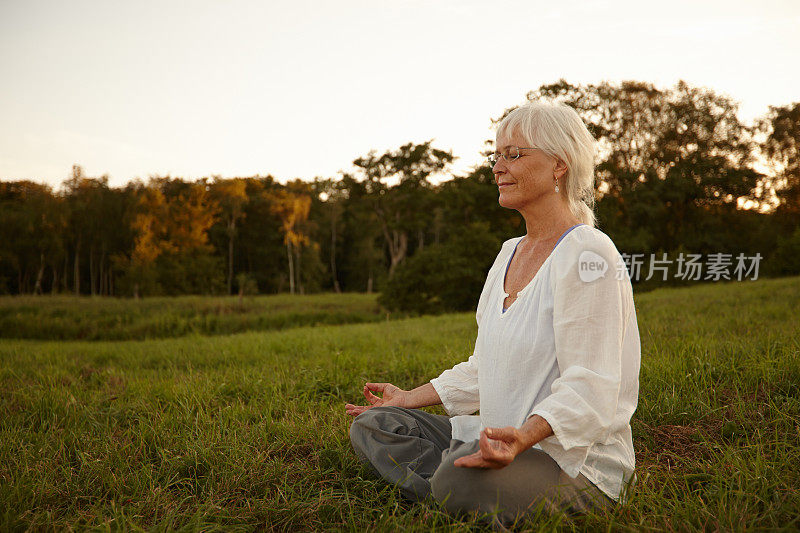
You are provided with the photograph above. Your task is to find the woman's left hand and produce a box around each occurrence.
[453,426,529,469]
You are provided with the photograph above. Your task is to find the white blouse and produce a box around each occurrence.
[430,225,641,502]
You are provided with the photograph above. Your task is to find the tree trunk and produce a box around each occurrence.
[330,210,341,293]
[51,264,58,295]
[286,239,295,294]
[33,252,45,295]
[386,229,408,277]
[89,245,96,296]
[99,245,106,296]
[62,248,69,293]
[74,240,80,296]
[227,217,235,295]
[375,205,408,278]
[295,244,303,295]
[434,209,442,245]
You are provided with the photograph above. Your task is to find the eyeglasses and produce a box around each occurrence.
[487,146,541,166]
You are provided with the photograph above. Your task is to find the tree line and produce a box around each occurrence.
[1,80,798,311]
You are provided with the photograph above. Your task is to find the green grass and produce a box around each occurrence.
[0,293,396,341]
[1,277,799,530]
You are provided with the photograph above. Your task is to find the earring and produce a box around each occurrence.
[554,177,560,193]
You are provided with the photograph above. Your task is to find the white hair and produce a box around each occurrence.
[496,101,598,227]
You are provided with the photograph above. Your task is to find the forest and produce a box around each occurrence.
[2,80,799,312]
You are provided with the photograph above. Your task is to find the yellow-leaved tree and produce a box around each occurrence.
[121,177,220,297]
[271,185,311,294]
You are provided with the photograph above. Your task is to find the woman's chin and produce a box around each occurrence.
[498,191,519,209]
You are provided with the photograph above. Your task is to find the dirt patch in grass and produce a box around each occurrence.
[636,421,718,472]
[636,382,777,473]
[715,382,772,418]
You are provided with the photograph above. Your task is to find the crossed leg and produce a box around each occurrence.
[349,406,615,527]
[430,439,615,527]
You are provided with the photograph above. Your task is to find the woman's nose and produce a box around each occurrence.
[492,158,505,177]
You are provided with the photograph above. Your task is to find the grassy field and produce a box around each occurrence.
[0,293,395,341]
[1,277,799,531]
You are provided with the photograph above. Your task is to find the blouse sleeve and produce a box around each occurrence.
[529,234,633,451]
[430,353,480,416]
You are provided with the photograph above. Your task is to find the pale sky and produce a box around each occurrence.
[1,0,799,189]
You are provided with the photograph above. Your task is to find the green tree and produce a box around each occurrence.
[209,177,249,295]
[0,181,65,294]
[353,141,454,277]
[760,102,800,216]
[380,223,500,313]
[311,177,346,293]
[60,166,128,296]
[234,176,287,293]
[336,173,385,292]
[517,79,763,254]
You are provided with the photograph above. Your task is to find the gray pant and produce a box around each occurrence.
[349,406,615,526]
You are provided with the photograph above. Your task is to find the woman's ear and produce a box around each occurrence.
[554,158,568,180]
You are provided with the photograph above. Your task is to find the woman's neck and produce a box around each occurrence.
[520,201,581,244]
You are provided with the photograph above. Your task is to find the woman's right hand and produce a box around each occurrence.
[345,382,408,417]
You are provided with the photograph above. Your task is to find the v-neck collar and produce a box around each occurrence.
[500,223,585,315]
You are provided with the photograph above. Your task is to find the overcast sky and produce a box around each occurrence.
[1,0,799,189]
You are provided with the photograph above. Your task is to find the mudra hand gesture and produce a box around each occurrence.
[453,426,529,469]
[345,382,407,417]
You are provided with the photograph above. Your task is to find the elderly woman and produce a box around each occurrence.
[345,101,640,526]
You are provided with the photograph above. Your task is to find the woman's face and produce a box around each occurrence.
[492,128,565,210]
